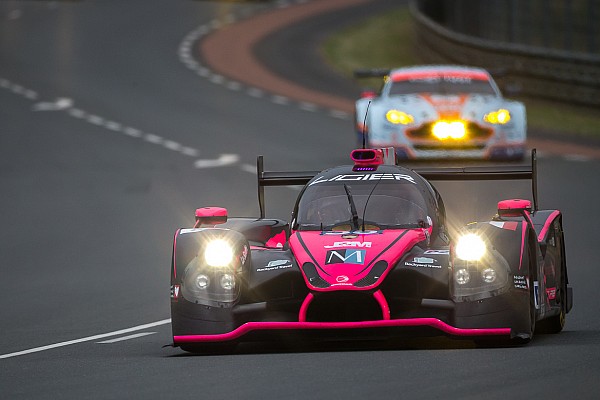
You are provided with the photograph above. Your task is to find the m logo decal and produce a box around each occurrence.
[325,250,366,265]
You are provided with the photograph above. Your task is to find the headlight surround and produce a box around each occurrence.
[386,109,414,125]
[179,231,246,306]
[484,108,511,124]
[455,233,486,261]
[432,120,466,140]
[452,233,511,301]
[204,239,234,267]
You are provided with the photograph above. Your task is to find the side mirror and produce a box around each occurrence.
[497,199,531,217]
[360,89,377,99]
[194,207,228,227]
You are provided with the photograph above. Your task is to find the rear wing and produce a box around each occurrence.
[415,149,538,212]
[353,68,391,79]
[257,156,319,218]
[257,149,538,218]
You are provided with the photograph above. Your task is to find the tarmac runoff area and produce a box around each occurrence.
[199,0,600,161]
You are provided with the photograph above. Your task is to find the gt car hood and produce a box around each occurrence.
[387,94,503,119]
[289,229,428,291]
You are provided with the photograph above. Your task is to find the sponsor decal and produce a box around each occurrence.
[336,275,349,283]
[489,221,518,231]
[424,249,450,255]
[170,285,180,301]
[309,173,416,186]
[179,228,205,234]
[404,256,442,269]
[513,275,528,290]
[414,257,435,264]
[546,287,557,300]
[239,245,249,265]
[256,259,293,272]
[325,250,366,265]
[534,280,540,309]
[321,230,380,236]
[324,241,372,249]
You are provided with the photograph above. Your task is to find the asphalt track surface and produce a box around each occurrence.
[1,1,599,399]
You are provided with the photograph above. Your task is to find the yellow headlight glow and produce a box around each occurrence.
[386,109,414,125]
[204,239,234,267]
[484,109,511,124]
[455,233,487,261]
[432,121,466,140]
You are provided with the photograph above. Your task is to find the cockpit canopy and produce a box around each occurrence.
[294,167,434,232]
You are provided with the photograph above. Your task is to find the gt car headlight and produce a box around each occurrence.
[204,239,234,267]
[455,233,486,261]
[386,109,414,125]
[432,121,466,140]
[484,109,511,124]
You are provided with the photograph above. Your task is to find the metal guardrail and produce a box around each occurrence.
[410,0,600,107]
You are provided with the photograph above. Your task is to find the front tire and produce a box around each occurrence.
[535,283,566,334]
[536,237,567,334]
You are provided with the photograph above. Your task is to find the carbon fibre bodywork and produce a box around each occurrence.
[170,150,571,352]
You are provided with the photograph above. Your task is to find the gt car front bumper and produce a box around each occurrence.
[390,144,526,160]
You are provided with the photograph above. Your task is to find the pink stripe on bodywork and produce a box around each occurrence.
[290,229,427,291]
[173,319,510,343]
[537,210,561,242]
[373,290,391,320]
[298,293,314,322]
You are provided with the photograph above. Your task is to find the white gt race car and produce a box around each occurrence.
[355,65,526,160]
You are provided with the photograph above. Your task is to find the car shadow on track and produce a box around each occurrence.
[166,337,482,358]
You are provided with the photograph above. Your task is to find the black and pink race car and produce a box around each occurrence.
[170,148,572,353]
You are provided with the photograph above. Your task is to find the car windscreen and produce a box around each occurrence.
[389,76,497,96]
[296,178,429,231]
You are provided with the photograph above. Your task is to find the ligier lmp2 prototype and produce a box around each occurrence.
[170,148,571,352]
[354,65,526,160]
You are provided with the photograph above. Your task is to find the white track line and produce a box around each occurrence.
[96,332,157,344]
[0,318,171,359]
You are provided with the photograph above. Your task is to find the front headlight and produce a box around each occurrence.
[432,121,466,139]
[484,109,511,124]
[386,109,414,125]
[455,233,486,261]
[452,233,510,301]
[204,239,234,267]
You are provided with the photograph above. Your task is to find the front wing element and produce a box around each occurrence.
[173,318,511,344]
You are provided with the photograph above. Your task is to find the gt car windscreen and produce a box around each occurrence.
[389,77,497,96]
[297,179,429,231]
